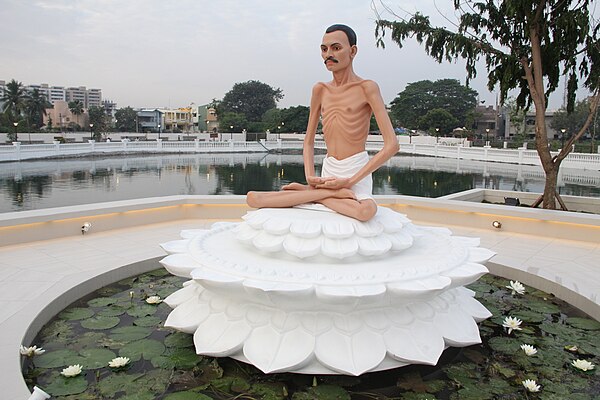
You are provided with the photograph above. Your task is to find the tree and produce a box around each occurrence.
[221,80,283,122]
[219,112,248,133]
[114,107,137,132]
[88,105,106,140]
[418,108,458,134]
[550,98,600,151]
[375,0,599,209]
[26,88,52,129]
[389,79,477,129]
[281,106,310,133]
[1,79,27,124]
[68,100,84,128]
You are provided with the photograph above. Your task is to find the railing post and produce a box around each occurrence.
[12,142,21,161]
[122,138,129,152]
[277,138,282,150]
[156,139,162,152]
[53,140,60,157]
[229,140,234,151]
[434,143,438,158]
[194,139,200,152]
[457,144,461,159]
[483,146,489,162]
[89,140,95,154]
[518,148,524,164]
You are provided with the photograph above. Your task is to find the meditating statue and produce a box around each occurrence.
[246,24,399,222]
[160,24,493,375]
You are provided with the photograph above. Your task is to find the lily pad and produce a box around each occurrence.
[119,338,165,361]
[164,392,213,400]
[251,382,288,400]
[39,319,74,342]
[35,349,84,368]
[43,375,88,396]
[58,307,95,321]
[164,332,195,348]
[118,392,156,400]
[523,299,561,314]
[134,316,163,327]
[110,326,152,342]
[126,304,158,318]
[98,304,131,317]
[488,337,520,354]
[78,348,116,369]
[87,297,116,307]
[80,315,120,330]
[97,372,146,398]
[151,347,200,370]
[291,385,351,400]
[566,317,600,330]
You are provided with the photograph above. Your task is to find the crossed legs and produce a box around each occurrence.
[246,183,377,222]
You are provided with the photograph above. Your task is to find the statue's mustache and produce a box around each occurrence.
[324,56,339,64]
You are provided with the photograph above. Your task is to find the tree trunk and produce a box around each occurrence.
[542,163,559,209]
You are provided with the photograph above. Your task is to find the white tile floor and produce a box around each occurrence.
[1,217,598,399]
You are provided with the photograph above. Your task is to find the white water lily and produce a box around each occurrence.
[572,359,595,371]
[145,295,162,304]
[19,345,46,357]
[522,379,541,392]
[565,344,579,352]
[502,316,522,334]
[520,344,537,356]
[60,364,82,377]
[108,356,130,368]
[506,280,525,295]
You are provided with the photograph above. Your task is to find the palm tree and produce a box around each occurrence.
[26,89,52,129]
[68,100,84,129]
[1,79,27,121]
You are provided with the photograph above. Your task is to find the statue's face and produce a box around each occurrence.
[321,30,356,72]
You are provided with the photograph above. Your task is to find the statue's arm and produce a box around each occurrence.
[304,83,326,186]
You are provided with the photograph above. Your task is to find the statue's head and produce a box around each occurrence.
[321,24,358,71]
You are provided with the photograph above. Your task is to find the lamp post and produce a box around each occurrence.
[230,125,233,141]
[89,123,94,141]
[158,124,161,140]
[485,128,490,146]
[560,128,566,149]
[13,122,18,142]
[206,120,210,133]
[435,127,439,143]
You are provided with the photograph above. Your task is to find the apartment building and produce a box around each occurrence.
[159,107,192,132]
[1,79,102,108]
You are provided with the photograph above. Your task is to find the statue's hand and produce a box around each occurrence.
[307,176,334,187]
[315,177,351,190]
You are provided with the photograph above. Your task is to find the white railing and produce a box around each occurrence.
[1,140,599,170]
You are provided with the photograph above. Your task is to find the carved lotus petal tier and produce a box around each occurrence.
[160,207,494,375]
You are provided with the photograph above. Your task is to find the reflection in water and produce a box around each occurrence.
[1,153,598,213]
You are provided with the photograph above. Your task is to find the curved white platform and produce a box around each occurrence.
[160,207,494,375]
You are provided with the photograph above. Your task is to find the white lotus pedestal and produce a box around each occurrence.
[160,207,493,375]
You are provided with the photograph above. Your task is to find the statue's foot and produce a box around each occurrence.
[282,182,309,191]
[332,188,357,199]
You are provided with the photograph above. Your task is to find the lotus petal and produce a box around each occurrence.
[160,239,190,255]
[191,268,244,285]
[290,220,322,238]
[435,309,482,346]
[160,254,200,278]
[352,219,384,237]
[316,284,386,300]
[321,237,359,259]
[164,283,200,307]
[194,314,251,356]
[234,224,260,243]
[384,322,445,365]
[387,276,452,297]
[322,221,355,239]
[263,218,292,235]
[252,231,285,252]
[387,231,414,251]
[458,294,493,321]
[164,299,210,333]
[316,327,386,375]
[452,236,481,247]
[357,236,392,256]
[244,325,315,373]
[442,262,489,286]
[283,235,322,258]
[468,247,496,263]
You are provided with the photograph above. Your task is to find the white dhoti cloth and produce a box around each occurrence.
[321,151,373,201]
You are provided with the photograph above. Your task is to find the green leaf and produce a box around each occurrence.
[119,339,165,361]
[163,392,213,400]
[98,304,131,317]
[97,372,146,398]
[291,385,351,400]
[87,297,116,307]
[80,315,120,330]
[566,317,600,330]
[251,382,287,400]
[43,375,88,396]
[58,307,95,321]
[134,316,162,327]
[164,332,194,348]
[78,348,116,369]
[151,348,200,370]
[35,349,84,368]
[126,304,158,318]
[488,337,520,354]
[110,326,152,342]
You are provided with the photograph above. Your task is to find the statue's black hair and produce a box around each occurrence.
[325,24,357,46]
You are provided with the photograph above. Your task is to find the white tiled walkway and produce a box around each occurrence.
[1,218,598,399]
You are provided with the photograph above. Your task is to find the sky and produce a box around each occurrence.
[0,0,593,111]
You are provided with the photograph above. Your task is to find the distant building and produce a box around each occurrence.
[197,105,218,133]
[159,107,192,132]
[1,79,102,108]
[102,100,117,121]
[43,100,88,130]
[136,109,163,132]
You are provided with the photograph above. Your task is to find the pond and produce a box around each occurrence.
[1,153,599,213]
[23,261,600,399]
